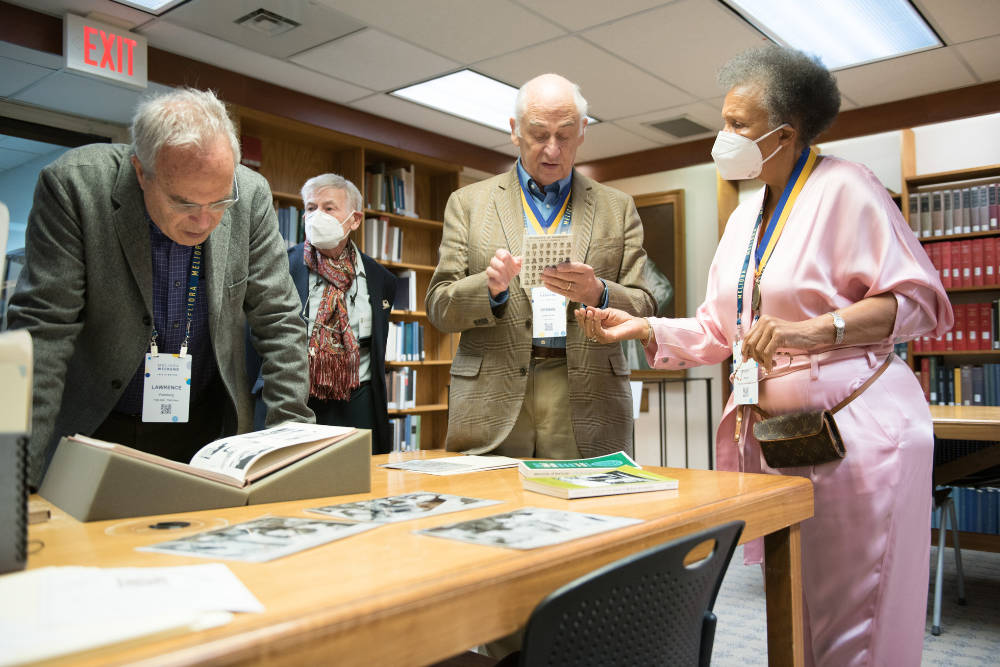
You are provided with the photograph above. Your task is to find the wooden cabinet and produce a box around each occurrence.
[235,105,460,449]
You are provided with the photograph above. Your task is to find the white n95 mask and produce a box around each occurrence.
[711,123,788,180]
[305,209,353,249]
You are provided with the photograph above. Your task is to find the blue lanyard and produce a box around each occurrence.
[735,207,764,338]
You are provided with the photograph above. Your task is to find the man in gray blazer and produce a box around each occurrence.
[8,88,313,488]
[426,74,654,461]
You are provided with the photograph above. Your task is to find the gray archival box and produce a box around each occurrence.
[39,429,373,522]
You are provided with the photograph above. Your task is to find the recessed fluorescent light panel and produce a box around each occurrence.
[391,70,597,133]
[723,0,941,70]
[111,0,188,16]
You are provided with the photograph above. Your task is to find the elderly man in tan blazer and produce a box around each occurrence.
[426,73,654,460]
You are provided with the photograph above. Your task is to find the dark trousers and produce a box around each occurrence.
[255,381,382,453]
[92,389,226,463]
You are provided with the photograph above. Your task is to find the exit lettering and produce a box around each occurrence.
[82,26,137,77]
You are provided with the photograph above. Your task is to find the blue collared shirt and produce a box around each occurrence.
[490,161,607,346]
[114,219,216,414]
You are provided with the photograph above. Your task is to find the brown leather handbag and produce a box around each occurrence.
[751,354,894,468]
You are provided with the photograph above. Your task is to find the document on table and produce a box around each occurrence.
[380,455,521,475]
[0,563,261,665]
[417,506,642,550]
[138,516,378,562]
[309,491,502,523]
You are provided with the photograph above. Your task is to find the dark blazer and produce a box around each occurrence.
[253,243,397,453]
[8,144,313,487]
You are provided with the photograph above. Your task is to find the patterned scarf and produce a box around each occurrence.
[303,241,359,400]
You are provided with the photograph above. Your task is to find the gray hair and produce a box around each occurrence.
[513,73,588,136]
[301,173,363,212]
[718,45,840,147]
[131,87,240,178]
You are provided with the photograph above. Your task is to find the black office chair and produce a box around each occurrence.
[498,520,744,667]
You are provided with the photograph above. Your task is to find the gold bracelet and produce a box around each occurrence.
[640,318,652,347]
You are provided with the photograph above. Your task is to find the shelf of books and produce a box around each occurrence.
[901,130,1000,553]
[234,105,460,453]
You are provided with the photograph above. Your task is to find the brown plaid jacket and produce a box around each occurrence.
[426,168,654,458]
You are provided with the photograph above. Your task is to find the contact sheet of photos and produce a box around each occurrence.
[519,234,573,289]
[137,495,644,562]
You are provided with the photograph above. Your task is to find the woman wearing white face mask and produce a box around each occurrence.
[577,46,951,666]
[250,173,397,454]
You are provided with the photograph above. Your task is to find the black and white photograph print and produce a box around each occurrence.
[416,507,641,550]
[137,516,378,562]
[307,492,501,523]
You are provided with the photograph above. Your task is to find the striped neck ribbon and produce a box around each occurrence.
[520,179,572,235]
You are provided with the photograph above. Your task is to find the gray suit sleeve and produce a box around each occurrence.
[7,164,87,485]
[242,182,314,426]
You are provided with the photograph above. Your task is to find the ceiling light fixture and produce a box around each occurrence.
[391,69,598,133]
[111,0,188,16]
[722,0,941,70]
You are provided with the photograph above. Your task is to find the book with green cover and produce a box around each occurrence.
[521,466,678,499]
[518,451,639,478]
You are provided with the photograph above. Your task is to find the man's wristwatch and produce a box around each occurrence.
[830,311,845,345]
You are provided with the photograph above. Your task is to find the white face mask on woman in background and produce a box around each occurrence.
[305,209,354,249]
[710,123,788,180]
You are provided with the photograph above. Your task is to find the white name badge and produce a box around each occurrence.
[531,287,568,339]
[142,353,192,423]
[732,340,759,405]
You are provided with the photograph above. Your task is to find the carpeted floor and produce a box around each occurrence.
[711,545,1000,665]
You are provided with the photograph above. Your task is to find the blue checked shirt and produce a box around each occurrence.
[114,219,217,415]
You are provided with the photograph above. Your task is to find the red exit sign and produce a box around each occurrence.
[64,14,148,89]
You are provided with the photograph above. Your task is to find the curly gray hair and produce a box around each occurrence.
[131,87,240,178]
[718,45,840,147]
[301,173,363,212]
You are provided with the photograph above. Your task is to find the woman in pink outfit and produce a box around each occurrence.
[577,46,952,666]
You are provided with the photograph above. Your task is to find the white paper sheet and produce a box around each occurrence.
[0,563,260,665]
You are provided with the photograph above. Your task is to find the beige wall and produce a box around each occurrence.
[607,163,721,469]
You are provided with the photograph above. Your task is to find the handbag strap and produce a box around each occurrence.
[830,353,894,414]
[748,353,894,421]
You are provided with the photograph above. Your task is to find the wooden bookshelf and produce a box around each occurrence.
[234,104,461,450]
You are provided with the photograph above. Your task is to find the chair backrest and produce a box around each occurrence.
[518,520,744,667]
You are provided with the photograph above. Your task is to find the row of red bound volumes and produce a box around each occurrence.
[925,237,1000,289]
[913,300,1000,353]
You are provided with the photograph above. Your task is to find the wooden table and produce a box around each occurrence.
[930,405,1000,486]
[27,451,813,666]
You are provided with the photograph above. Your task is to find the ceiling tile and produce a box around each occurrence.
[914,0,1000,44]
[349,94,510,147]
[477,36,694,121]
[318,0,565,63]
[161,0,365,59]
[582,0,768,100]
[515,0,671,32]
[953,35,1000,82]
[7,0,155,28]
[834,47,977,107]
[139,21,372,103]
[0,136,67,154]
[573,122,659,162]
[291,28,457,91]
[0,40,63,70]
[0,56,57,97]
[613,101,721,145]
[0,146,40,172]
[13,72,174,125]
